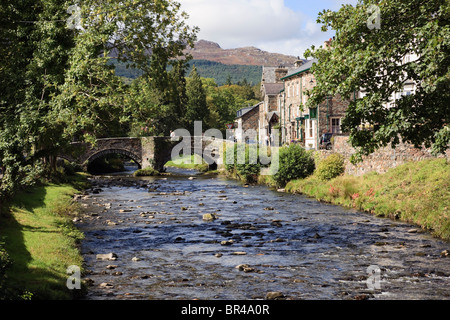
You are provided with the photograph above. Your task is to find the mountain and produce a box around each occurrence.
[184,40,299,67]
[111,40,298,86]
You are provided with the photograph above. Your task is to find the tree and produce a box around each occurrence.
[185,66,209,133]
[0,0,76,197]
[304,0,450,163]
[58,0,197,141]
[0,0,198,198]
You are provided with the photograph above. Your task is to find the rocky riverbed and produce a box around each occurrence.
[75,171,450,300]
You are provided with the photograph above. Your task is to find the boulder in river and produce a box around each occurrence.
[265,292,284,300]
[203,213,217,221]
[96,253,118,261]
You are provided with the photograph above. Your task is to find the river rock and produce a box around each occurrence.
[106,265,118,270]
[99,282,114,289]
[231,252,247,255]
[271,220,282,227]
[132,257,142,262]
[221,240,234,246]
[265,292,284,300]
[84,278,95,286]
[96,253,118,261]
[440,250,449,257]
[203,213,217,221]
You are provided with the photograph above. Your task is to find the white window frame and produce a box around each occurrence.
[330,117,342,134]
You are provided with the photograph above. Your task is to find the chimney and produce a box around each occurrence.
[323,38,332,49]
[275,66,288,83]
[294,57,304,68]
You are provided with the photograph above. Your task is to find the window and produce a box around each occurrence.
[331,118,341,134]
[309,120,313,138]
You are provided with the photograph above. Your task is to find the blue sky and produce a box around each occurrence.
[178,0,358,58]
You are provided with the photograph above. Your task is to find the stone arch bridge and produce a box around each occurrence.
[59,137,226,172]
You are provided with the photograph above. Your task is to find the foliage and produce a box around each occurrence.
[224,143,267,183]
[133,167,160,177]
[114,59,263,87]
[315,153,345,181]
[0,241,12,299]
[185,60,262,86]
[203,81,259,132]
[185,66,209,133]
[304,0,450,163]
[0,0,197,199]
[273,144,315,187]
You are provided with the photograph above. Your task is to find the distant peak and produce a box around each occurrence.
[184,39,298,67]
[195,40,222,49]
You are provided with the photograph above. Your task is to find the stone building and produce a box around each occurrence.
[279,57,350,149]
[259,65,296,144]
[235,102,261,143]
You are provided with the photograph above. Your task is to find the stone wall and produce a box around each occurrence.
[241,106,260,135]
[320,136,450,176]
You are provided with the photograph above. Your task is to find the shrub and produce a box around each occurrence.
[273,144,315,187]
[133,167,160,177]
[316,153,345,181]
[0,242,12,299]
[224,143,265,183]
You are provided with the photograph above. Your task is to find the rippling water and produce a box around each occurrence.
[76,169,450,300]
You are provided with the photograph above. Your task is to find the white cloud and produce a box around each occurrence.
[178,0,343,58]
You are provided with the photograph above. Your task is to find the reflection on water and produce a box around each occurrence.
[77,171,450,300]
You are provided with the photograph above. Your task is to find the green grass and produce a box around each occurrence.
[165,155,209,172]
[133,167,161,177]
[285,159,450,240]
[0,174,88,299]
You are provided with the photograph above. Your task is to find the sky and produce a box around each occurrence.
[178,0,359,58]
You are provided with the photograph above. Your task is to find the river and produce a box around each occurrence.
[76,167,450,300]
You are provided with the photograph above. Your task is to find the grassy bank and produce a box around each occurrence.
[284,159,450,241]
[0,173,89,299]
[166,154,209,172]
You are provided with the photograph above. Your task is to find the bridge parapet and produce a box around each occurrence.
[59,136,226,172]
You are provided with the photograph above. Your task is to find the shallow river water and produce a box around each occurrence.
[76,168,450,300]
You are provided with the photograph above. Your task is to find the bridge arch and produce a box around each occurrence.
[87,149,142,169]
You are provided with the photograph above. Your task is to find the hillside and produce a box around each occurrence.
[111,59,263,86]
[184,40,299,67]
[111,40,297,85]
[186,60,262,86]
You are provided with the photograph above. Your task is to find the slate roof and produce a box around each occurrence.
[236,102,262,119]
[281,59,318,80]
[263,83,284,95]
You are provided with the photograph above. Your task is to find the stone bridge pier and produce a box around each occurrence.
[59,136,225,172]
